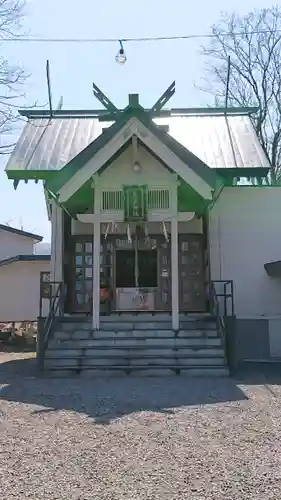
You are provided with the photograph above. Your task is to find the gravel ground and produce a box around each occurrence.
[0,353,281,499]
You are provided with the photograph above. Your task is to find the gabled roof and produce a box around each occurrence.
[0,224,43,242]
[5,107,269,182]
[0,254,50,268]
[47,108,219,199]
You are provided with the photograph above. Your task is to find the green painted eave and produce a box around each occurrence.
[216,167,269,183]
[177,182,209,214]
[61,180,94,216]
[6,169,58,181]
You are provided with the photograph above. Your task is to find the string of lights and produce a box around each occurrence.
[0,29,280,43]
[2,29,280,65]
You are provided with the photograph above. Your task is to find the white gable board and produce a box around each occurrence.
[58,117,213,204]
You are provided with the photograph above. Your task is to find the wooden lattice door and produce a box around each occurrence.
[72,238,93,313]
[156,239,171,311]
[179,235,206,312]
[101,237,116,311]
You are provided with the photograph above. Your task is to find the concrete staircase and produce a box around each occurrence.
[44,314,229,377]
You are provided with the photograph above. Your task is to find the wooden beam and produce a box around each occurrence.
[46,60,53,118]
[149,81,175,115]
[92,82,119,114]
[77,212,195,224]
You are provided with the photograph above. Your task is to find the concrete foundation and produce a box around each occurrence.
[225,317,281,373]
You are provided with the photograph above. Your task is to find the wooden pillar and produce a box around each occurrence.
[50,202,64,316]
[92,221,100,329]
[92,176,100,330]
[50,202,63,283]
[171,174,179,331]
[171,217,179,330]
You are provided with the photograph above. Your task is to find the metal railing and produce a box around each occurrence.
[43,281,64,347]
[209,280,234,349]
[37,281,64,369]
[211,280,234,317]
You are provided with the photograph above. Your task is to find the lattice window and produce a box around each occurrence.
[101,190,124,211]
[148,189,170,210]
[101,188,170,211]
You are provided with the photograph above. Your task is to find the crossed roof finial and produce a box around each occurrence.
[92,81,176,120]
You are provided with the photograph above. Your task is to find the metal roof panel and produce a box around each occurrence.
[5,114,270,175]
[5,118,104,173]
[155,115,270,170]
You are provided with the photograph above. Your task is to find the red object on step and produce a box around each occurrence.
[100,288,110,301]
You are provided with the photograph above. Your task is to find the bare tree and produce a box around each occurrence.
[199,6,281,183]
[0,0,27,154]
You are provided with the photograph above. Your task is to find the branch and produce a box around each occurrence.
[0,1,30,147]
[197,6,281,182]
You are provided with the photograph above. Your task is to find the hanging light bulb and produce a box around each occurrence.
[133,161,141,173]
[115,40,127,65]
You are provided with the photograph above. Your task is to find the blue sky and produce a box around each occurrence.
[0,0,270,241]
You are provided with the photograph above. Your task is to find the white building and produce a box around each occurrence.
[5,87,281,370]
[0,224,50,322]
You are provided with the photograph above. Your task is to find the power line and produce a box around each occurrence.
[0,29,280,43]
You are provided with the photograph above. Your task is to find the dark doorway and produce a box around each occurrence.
[116,250,134,288]
[116,249,158,288]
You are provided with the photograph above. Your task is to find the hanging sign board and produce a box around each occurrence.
[123,185,148,222]
[40,272,51,299]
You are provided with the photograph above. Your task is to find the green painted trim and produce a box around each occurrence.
[229,184,281,188]
[6,169,58,181]
[177,182,208,214]
[60,179,93,214]
[170,106,258,116]
[216,167,269,187]
[216,167,269,177]
[19,109,111,118]
[19,106,259,120]
[123,184,148,222]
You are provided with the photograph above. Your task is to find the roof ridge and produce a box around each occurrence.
[0,254,50,268]
[0,224,43,242]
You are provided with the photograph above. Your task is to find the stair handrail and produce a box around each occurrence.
[43,281,64,348]
[209,280,234,349]
[210,282,226,348]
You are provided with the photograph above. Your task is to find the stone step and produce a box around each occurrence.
[100,313,215,321]
[48,337,222,349]
[43,366,229,378]
[61,312,214,322]
[83,358,226,368]
[53,329,219,341]
[45,347,225,358]
[59,320,217,332]
[44,356,226,369]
